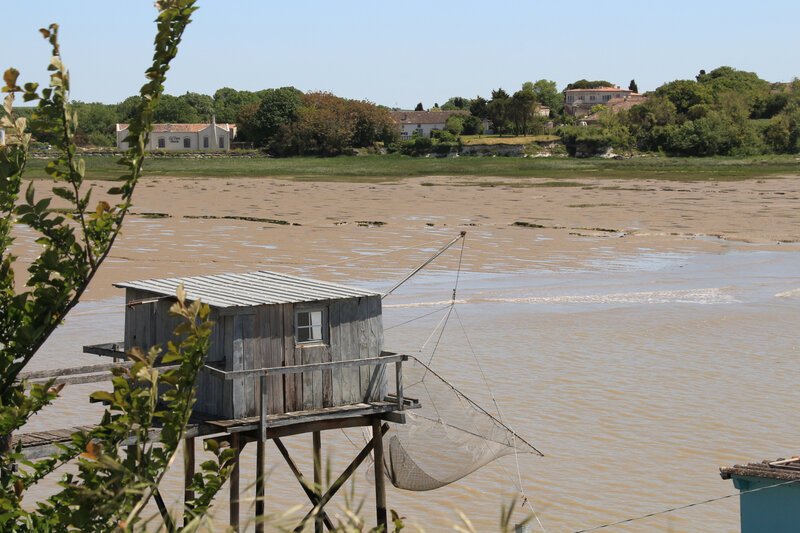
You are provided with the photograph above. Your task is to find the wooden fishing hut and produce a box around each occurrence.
[98,270,414,531]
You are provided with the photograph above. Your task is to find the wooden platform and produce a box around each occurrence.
[14,398,417,460]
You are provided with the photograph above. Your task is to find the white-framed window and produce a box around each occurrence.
[218,136,225,149]
[184,137,190,148]
[203,136,209,148]
[295,307,327,344]
[157,138,165,148]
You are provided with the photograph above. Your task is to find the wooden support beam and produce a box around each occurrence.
[294,423,389,532]
[273,438,334,530]
[230,433,241,531]
[313,431,323,533]
[372,418,387,530]
[255,439,265,533]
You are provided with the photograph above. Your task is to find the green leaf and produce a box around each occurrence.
[25,181,34,205]
[52,187,75,201]
[160,350,183,364]
[89,391,114,403]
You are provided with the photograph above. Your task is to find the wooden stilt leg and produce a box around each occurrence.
[230,433,241,531]
[255,439,265,533]
[313,431,323,533]
[372,418,387,531]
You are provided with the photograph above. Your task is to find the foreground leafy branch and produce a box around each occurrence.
[22,288,234,531]
[0,2,240,531]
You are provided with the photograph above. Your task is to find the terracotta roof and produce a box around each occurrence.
[117,123,235,133]
[721,457,800,482]
[390,110,469,125]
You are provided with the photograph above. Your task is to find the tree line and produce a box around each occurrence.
[13,66,800,157]
[14,87,399,156]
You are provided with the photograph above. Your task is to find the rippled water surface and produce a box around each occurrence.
[25,239,800,532]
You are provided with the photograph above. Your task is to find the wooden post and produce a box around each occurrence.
[372,418,387,531]
[184,437,195,522]
[255,439,265,533]
[395,360,403,409]
[230,433,241,531]
[313,431,322,533]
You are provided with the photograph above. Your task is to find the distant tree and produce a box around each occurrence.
[461,114,485,135]
[509,86,537,134]
[72,101,117,146]
[213,87,260,123]
[529,79,561,116]
[116,95,144,123]
[152,93,200,123]
[441,96,471,110]
[445,114,463,135]
[655,79,712,115]
[433,102,439,109]
[235,102,261,142]
[347,98,399,146]
[487,88,510,135]
[414,102,424,111]
[629,79,638,93]
[469,96,488,119]
[180,91,214,121]
[566,79,613,90]
[271,92,398,156]
[249,86,303,147]
[764,106,800,153]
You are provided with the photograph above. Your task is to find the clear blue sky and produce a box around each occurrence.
[3,0,799,109]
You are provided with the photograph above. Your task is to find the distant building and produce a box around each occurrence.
[564,86,643,117]
[116,117,236,151]
[390,110,477,139]
[720,457,800,532]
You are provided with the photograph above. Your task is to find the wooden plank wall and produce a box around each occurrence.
[329,295,384,405]
[195,308,224,417]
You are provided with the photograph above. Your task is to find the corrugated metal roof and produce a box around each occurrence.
[113,271,380,308]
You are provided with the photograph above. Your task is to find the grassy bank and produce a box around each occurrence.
[22,153,800,182]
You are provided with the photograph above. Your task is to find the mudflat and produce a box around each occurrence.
[11,173,800,299]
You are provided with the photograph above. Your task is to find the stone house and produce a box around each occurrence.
[116,117,237,151]
[391,110,483,139]
[564,86,643,117]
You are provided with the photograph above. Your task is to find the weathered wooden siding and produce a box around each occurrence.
[329,295,384,404]
[123,292,385,421]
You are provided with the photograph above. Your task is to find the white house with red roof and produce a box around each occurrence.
[564,86,643,117]
[116,117,237,151]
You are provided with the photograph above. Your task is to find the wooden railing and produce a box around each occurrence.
[202,352,408,441]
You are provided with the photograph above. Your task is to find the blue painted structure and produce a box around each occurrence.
[721,458,800,532]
